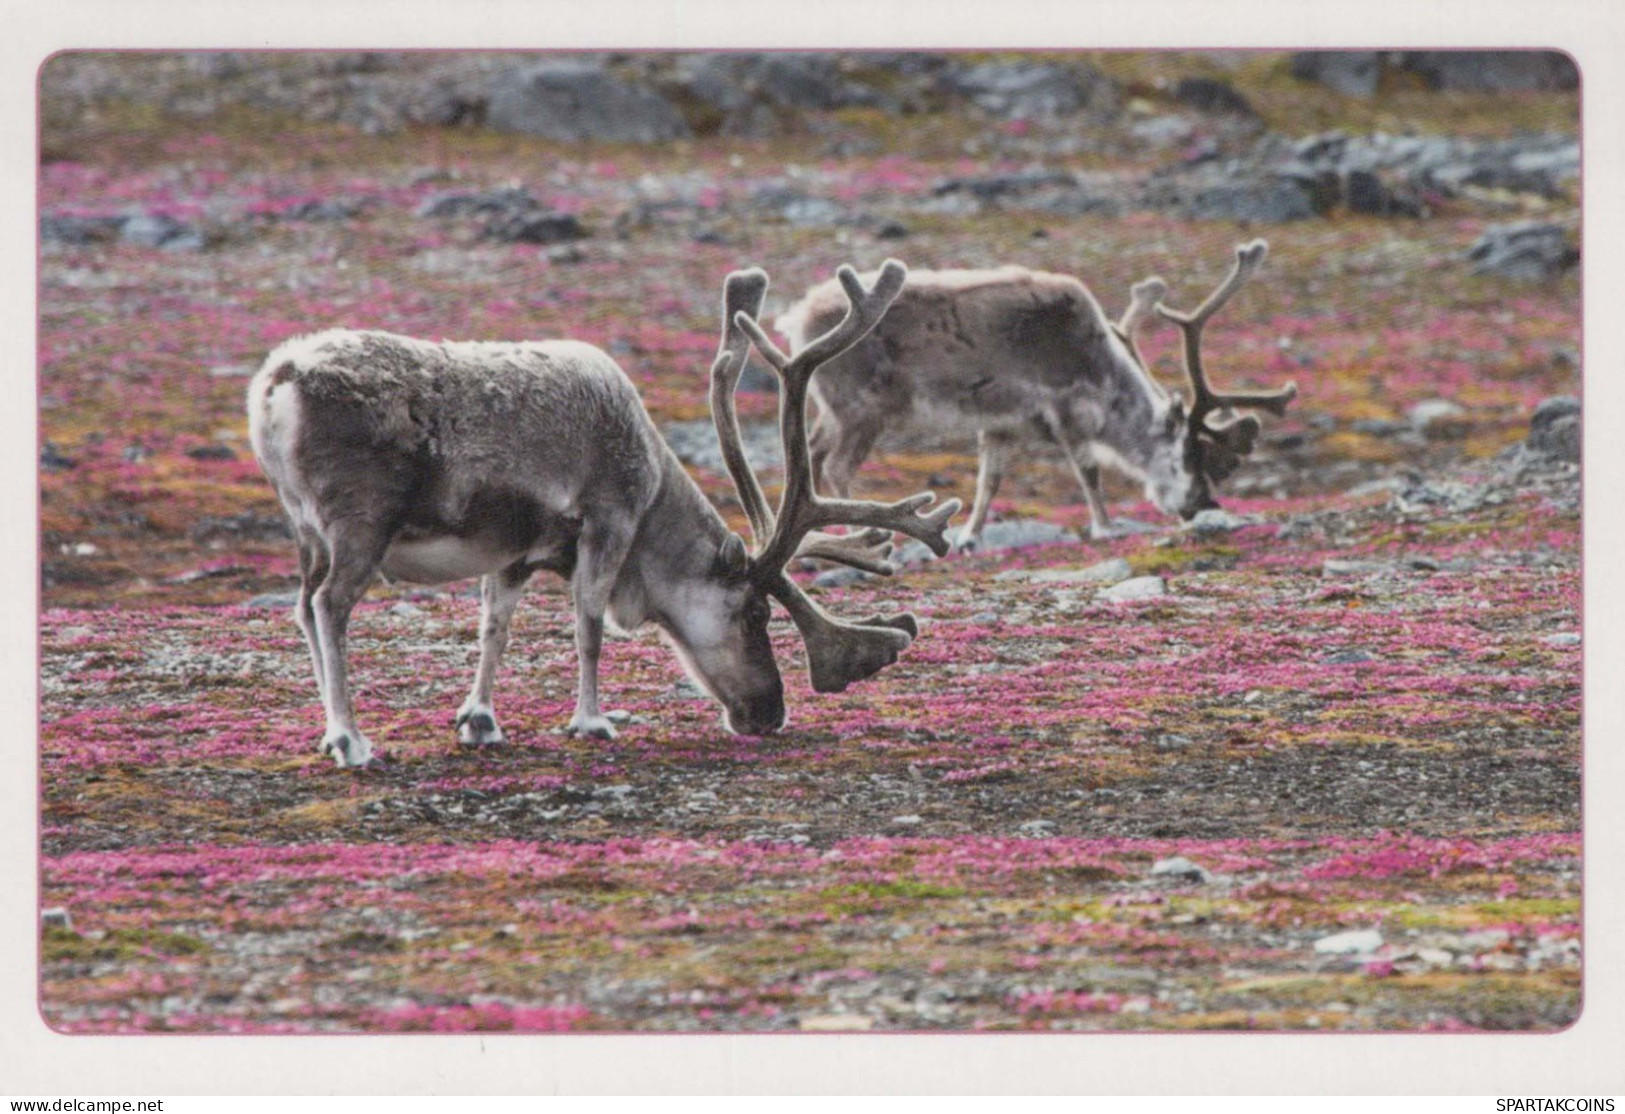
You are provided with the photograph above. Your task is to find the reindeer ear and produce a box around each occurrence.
[716,533,750,577]
[1164,394,1187,434]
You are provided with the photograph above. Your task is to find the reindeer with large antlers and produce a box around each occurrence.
[776,240,1295,547]
[247,259,958,767]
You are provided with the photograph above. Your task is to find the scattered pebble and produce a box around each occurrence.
[1313,928,1385,955]
[1321,558,1391,578]
[798,1013,874,1031]
[1184,508,1248,537]
[1150,856,1212,884]
[995,556,1131,585]
[1322,649,1378,665]
[1099,576,1167,603]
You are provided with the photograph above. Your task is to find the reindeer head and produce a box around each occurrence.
[679,260,960,734]
[1112,275,1203,517]
[1124,240,1298,518]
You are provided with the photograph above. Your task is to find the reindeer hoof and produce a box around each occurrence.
[455,709,507,747]
[320,729,375,768]
[566,714,618,741]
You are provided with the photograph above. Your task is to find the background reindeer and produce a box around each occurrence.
[247,260,958,768]
[777,240,1297,547]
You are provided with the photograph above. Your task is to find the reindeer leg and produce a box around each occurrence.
[456,562,533,747]
[808,407,836,495]
[308,524,388,768]
[567,521,633,740]
[820,411,882,500]
[1078,459,1117,540]
[1041,413,1118,541]
[958,429,1010,552]
[294,530,329,704]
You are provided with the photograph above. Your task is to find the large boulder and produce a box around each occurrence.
[1526,396,1580,463]
[1396,51,1578,92]
[1290,52,1383,98]
[1291,50,1578,97]
[1185,175,1319,223]
[1466,222,1578,282]
[488,60,690,144]
[938,59,1113,119]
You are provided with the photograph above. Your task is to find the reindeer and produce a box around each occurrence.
[776,240,1296,547]
[246,259,959,767]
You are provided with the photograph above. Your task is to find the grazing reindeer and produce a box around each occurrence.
[777,239,1296,547]
[247,260,959,767]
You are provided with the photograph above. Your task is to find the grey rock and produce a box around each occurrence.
[1322,558,1391,578]
[1526,395,1580,463]
[661,418,782,474]
[677,53,876,120]
[971,519,1078,552]
[1184,508,1248,537]
[1174,77,1256,118]
[1018,820,1057,838]
[40,442,77,473]
[1313,928,1385,955]
[1150,856,1212,884]
[485,210,586,245]
[996,556,1132,585]
[1186,176,1317,223]
[1466,221,1578,282]
[488,61,690,144]
[811,566,874,590]
[1345,169,1423,217]
[933,169,1077,201]
[669,678,707,700]
[417,186,537,220]
[277,198,363,222]
[1349,419,1412,438]
[1397,50,1578,92]
[1099,575,1167,603]
[939,60,1107,119]
[246,591,300,609]
[120,213,205,251]
[1408,398,1467,434]
[1344,477,1407,498]
[751,186,851,227]
[1542,632,1581,648]
[41,907,73,930]
[1322,649,1378,665]
[1290,52,1382,98]
[40,214,125,246]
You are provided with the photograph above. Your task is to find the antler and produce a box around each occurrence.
[730,260,961,576]
[1113,275,1170,397]
[1153,240,1297,481]
[711,260,961,693]
[1153,240,1298,429]
[711,268,776,549]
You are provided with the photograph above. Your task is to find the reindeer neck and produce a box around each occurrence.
[611,450,734,628]
[1083,331,1167,470]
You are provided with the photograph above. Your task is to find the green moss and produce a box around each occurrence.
[42,925,210,962]
[816,880,965,916]
[1469,897,1578,921]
